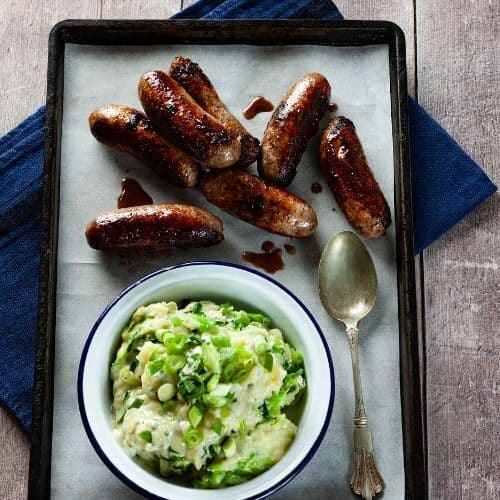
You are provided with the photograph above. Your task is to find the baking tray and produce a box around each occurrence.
[29,20,426,499]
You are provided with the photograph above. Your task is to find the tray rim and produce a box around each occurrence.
[29,19,427,500]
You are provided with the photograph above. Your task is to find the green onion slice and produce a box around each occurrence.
[212,335,231,348]
[213,419,224,435]
[188,405,204,428]
[138,430,152,443]
[202,394,228,408]
[183,428,203,448]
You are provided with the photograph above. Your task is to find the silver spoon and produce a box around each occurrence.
[318,230,384,500]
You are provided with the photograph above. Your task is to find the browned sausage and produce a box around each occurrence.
[258,73,331,187]
[138,71,241,168]
[89,105,199,188]
[200,169,317,238]
[169,56,260,168]
[320,116,391,237]
[85,204,224,252]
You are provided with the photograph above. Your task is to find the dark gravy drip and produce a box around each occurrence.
[261,240,275,252]
[243,96,274,120]
[311,182,323,194]
[328,103,338,112]
[284,244,296,255]
[243,248,284,274]
[118,178,153,208]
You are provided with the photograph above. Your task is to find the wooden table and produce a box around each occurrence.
[0,1,498,498]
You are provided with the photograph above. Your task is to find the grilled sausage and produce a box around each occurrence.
[201,169,317,238]
[169,56,260,167]
[258,72,331,187]
[319,116,391,237]
[89,105,199,188]
[139,71,241,168]
[85,204,224,252]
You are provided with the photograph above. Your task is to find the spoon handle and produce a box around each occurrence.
[346,327,384,500]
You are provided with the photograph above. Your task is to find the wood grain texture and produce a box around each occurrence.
[0,1,498,499]
[100,0,179,18]
[0,0,99,136]
[416,1,500,498]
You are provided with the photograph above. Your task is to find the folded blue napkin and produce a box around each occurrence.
[0,0,495,433]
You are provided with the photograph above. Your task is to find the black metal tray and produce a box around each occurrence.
[29,20,426,499]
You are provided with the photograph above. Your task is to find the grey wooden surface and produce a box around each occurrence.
[0,1,498,499]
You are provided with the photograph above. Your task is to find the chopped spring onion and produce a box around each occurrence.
[155,328,170,343]
[192,302,203,314]
[222,362,236,382]
[162,400,174,412]
[212,335,231,348]
[202,394,228,408]
[209,383,231,397]
[234,368,249,382]
[138,429,152,443]
[129,358,139,371]
[171,317,183,327]
[164,334,189,354]
[193,314,216,332]
[254,337,268,355]
[147,358,165,375]
[129,398,143,409]
[188,405,204,428]
[292,350,304,367]
[223,437,236,457]
[213,419,224,435]
[207,373,220,393]
[239,420,247,437]
[177,376,206,399]
[163,354,186,375]
[183,428,203,448]
[263,352,274,372]
[202,343,220,373]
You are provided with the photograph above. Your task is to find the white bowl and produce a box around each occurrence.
[78,261,334,500]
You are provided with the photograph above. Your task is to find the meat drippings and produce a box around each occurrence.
[243,96,274,120]
[117,178,153,208]
[311,182,323,194]
[261,241,275,252]
[243,248,284,274]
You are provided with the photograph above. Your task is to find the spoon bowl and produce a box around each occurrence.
[318,231,377,328]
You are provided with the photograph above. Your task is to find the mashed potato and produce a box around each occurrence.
[110,300,306,488]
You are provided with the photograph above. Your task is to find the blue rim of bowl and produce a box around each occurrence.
[77,261,335,500]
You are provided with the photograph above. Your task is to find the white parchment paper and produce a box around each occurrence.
[52,43,403,499]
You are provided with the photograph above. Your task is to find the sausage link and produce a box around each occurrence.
[85,204,224,252]
[319,116,391,237]
[139,71,241,168]
[89,105,199,188]
[258,72,331,187]
[200,169,317,238]
[169,56,260,167]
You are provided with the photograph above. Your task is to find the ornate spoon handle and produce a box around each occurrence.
[346,327,384,499]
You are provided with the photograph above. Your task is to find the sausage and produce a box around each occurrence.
[319,116,391,237]
[85,204,224,252]
[89,105,199,188]
[258,72,331,187]
[169,56,260,167]
[200,169,317,238]
[138,71,241,168]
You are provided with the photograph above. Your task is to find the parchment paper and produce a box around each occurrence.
[52,43,403,499]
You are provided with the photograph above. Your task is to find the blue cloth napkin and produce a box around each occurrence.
[0,0,496,433]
